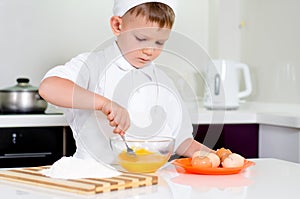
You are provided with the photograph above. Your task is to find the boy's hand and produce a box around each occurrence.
[101,101,130,134]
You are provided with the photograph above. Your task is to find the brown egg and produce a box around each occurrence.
[192,151,210,159]
[191,156,212,168]
[216,148,232,162]
[222,153,245,168]
[207,152,221,168]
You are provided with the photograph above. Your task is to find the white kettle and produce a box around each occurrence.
[203,60,252,110]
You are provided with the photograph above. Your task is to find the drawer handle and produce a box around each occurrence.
[0,152,52,159]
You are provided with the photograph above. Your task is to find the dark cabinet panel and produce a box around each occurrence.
[193,124,259,158]
[0,127,64,168]
[64,126,76,156]
[0,126,76,168]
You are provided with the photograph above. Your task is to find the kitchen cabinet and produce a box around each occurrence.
[193,124,259,158]
[64,126,76,157]
[0,126,76,168]
[259,124,300,163]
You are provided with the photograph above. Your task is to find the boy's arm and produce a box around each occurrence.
[39,76,130,134]
[175,138,214,157]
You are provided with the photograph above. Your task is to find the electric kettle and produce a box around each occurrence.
[203,60,252,110]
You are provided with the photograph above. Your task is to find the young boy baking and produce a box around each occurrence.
[39,0,213,164]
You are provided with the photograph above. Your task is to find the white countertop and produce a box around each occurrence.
[0,102,299,128]
[189,101,300,128]
[0,113,68,127]
[1,158,300,199]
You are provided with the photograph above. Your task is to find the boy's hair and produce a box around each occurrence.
[125,2,175,29]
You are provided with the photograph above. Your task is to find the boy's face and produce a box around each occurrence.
[116,13,171,68]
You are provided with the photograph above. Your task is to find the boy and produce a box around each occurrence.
[39,0,212,164]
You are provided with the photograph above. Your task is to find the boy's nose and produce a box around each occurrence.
[142,47,153,56]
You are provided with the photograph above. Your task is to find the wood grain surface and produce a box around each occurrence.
[0,166,158,195]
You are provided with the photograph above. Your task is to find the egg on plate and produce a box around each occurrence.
[191,148,245,168]
[191,151,220,168]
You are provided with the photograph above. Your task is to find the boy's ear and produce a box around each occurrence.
[110,16,122,36]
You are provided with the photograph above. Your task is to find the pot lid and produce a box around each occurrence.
[0,78,38,92]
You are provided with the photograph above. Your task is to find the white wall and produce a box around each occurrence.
[207,0,241,61]
[0,0,209,91]
[209,0,300,104]
[0,0,113,87]
[2,0,298,105]
[240,0,300,104]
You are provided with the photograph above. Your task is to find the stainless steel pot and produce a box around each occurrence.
[0,78,48,114]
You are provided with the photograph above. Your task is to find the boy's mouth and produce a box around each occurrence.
[138,57,151,63]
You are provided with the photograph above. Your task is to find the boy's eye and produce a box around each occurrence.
[135,36,146,42]
[156,41,164,46]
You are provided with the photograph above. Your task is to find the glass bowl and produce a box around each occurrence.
[110,135,175,173]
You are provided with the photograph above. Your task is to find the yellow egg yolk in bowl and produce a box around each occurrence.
[110,136,175,173]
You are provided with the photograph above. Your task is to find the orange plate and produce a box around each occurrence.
[171,158,255,175]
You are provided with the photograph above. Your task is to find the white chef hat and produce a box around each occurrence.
[113,0,177,17]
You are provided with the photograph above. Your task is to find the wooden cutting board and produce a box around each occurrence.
[0,166,158,195]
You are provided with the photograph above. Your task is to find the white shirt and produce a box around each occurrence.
[43,41,193,164]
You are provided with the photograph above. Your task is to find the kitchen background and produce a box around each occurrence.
[0,0,299,105]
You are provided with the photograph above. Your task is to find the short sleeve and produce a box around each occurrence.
[42,53,90,84]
